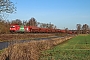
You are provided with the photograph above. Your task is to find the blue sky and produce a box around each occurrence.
[8,0,90,29]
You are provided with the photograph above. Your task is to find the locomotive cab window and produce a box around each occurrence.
[10,26,15,28]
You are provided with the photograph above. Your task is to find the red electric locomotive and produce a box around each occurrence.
[10,24,31,33]
[10,24,20,33]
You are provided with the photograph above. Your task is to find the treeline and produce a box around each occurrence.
[0,17,57,34]
[1,17,90,34]
[0,19,10,34]
[76,24,90,34]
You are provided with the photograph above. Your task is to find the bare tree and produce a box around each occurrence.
[11,19,22,25]
[82,24,89,34]
[40,23,43,28]
[65,28,68,33]
[0,0,16,13]
[39,22,56,29]
[76,24,82,34]
[40,23,48,28]
[54,25,57,29]
[22,20,27,26]
[27,17,37,26]
[46,23,49,28]
[0,0,16,19]
[37,22,40,27]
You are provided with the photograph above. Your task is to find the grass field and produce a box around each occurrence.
[40,34,90,60]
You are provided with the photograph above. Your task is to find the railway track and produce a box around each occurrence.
[0,33,68,42]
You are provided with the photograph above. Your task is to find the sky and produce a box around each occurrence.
[7,0,90,29]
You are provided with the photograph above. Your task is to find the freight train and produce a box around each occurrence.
[10,24,73,34]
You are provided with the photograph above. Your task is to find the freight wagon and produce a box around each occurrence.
[10,24,73,34]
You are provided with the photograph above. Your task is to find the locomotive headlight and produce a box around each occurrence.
[27,28,28,30]
[13,26,15,27]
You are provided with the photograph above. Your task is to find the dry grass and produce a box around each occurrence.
[0,41,39,60]
[0,34,55,42]
[0,35,74,60]
[78,34,89,36]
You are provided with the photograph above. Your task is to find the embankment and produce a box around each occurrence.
[0,34,55,42]
[0,35,75,60]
